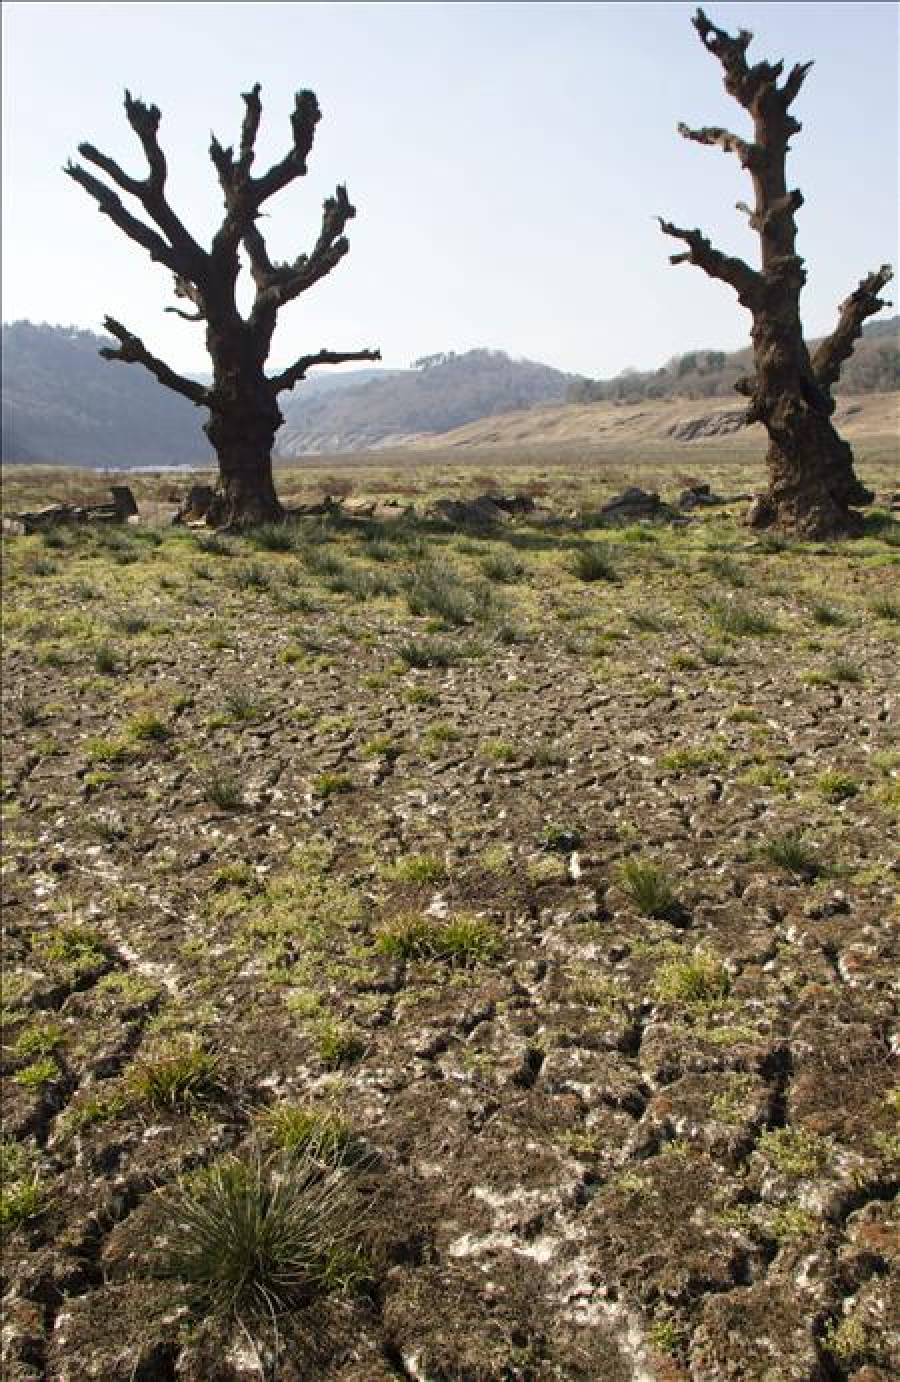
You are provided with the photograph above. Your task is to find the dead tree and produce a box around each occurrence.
[66,87,380,527]
[660,9,892,538]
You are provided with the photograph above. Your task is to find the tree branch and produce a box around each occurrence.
[658,217,762,307]
[677,122,761,169]
[812,264,894,395]
[249,90,321,205]
[65,161,177,267]
[99,316,210,405]
[252,185,356,315]
[270,346,382,395]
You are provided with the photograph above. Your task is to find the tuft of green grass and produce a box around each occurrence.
[381,853,447,886]
[618,858,682,921]
[126,711,171,743]
[259,1105,354,1164]
[708,599,776,637]
[659,743,725,774]
[202,770,243,811]
[315,1020,365,1070]
[375,912,501,967]
[397,636,456,669]
[572,543,618,583]
[757,1126,829,1178]
[760,830,821,879]
[0,1139,46,1230]
[653,952,730,1005]
[869,596,899,621]
[127,1043,220,1112]
[93,644,120,675]
[153,1145,369,1332]
[313,771,354,799]
[808,601,850,628]
[817,771,860,804]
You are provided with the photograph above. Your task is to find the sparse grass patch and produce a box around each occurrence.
[202,769,243,811]
[313,771,354,799]
[760,830,821,879]
[0,1139,46,1231]
[315,1019,365,1070]
[397,635,456,668]
[817,770,860,803]
[259,1104,354,1164]
[127,1042,220,1112]
[708,599,777,637]
[618,858,682,921]
[757,1126,829,1178]
[659,742,725,774]
[126,711,171,743]
[381,853,447,886]
[572,542,618,583]
[653,952,730,1005]
[808,601,850,628]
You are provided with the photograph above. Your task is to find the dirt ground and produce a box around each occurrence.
[1,442,898,1380]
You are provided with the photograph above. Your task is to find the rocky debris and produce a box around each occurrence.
[746,493,777,528]
[669,409,747,441]
[678,482,727,509]
[2,487,140,534]
[599,486,671,522]
[173,484,216,525]
[427,495,514,527]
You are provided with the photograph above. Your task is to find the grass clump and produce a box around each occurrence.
[659,743,725,774]
[127,1043,220,1112]
[375,912,501,967]
[572,543,618,583]
[708,599,776,637]
[313,771,354,799]
[381,853,448,886]
[0,1139,46,1231]
[397,636,456,669]
[760,830,821,879]
[757,1126,829,1178]
[618,858,682,921]
[653,952,730,1005]
[259,1105,354,1164]
[203,770,244,811]
[817,771,860,804]
[153,1145,369,1334]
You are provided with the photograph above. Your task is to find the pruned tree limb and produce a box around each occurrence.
[99,316,210,405]
[812,264,894,395]
[658,218,762,306]
[677,122,760,169]
[64,161,177,267]
[270,346,382,395]
[248,89,321,205]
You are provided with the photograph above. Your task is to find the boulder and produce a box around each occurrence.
[678,483,726,510]
[600,487,667,521]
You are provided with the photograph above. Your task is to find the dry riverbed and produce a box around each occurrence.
[1,459,898,1380]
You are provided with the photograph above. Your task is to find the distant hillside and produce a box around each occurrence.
[276,349,575,455]
[568,316,900,404]
[1,322,214,468]
[2,318,896,467]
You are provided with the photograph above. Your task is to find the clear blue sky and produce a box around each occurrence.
[2,1,897,379]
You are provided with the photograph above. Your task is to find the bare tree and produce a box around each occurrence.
[66,87,380,527]
[660,9,892,538]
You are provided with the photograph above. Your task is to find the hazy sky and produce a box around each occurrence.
[2,1,897,379]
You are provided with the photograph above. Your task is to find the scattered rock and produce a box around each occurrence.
[678,482,727,509]
[600,486,669,521]
[670,409,747,441]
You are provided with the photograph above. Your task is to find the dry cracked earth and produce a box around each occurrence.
[1,462,898,1381]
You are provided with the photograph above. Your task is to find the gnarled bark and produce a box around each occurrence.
[661,8,893,538]
[67,87,380,527]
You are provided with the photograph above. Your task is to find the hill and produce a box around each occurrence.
[275,349,575,455]
[568,316,899,405]
[2,318,897,466]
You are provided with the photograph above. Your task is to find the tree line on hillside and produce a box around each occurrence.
[62,8,893,536]
[568,322,899,405]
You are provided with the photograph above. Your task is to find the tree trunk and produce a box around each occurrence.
[748,317,873,539]
[203,345,284,529]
